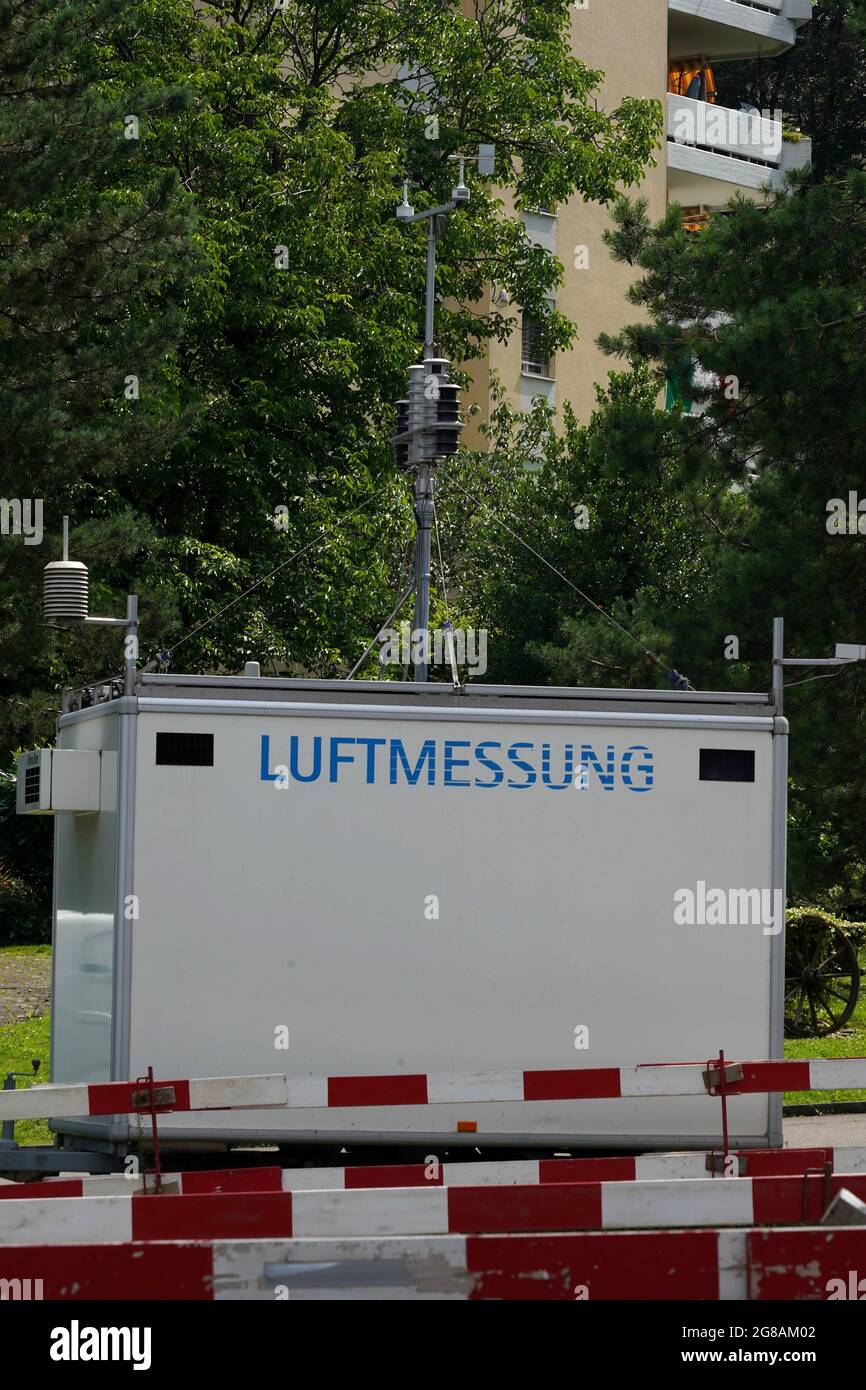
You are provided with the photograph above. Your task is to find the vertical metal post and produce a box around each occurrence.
[1,1074,16,1146]
[413,465,433,683]
[772,616,784,716]
[716,1048,730,1168]
[138,1065,163,1195]
[768,625,789,1148]
[124,594,139,697]
[412,216,440,681]
[424,217,438,352]
[396,177,469,685]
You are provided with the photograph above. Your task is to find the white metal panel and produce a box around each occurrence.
[810,1060,866,1091]
[621,1065,708,1098]
[427,1071,524,1104]
[187,1074,288,1109]
[0,1196,132,1246]
[124,706,776,1146]
[0,1083,89,1122]
[443,1160,540,1186]
[634,1152,717,1180]
[50,749,101,813]
[292,1189,450,1238]
[717,1229,749,1300]
[601,1178,755,1229]
[281,1168,347,1190]
[284,1076,329,1107]
[51,714,118,1086]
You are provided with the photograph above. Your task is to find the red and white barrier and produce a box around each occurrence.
[3,1146,864,1201]
[4,1172,866,1245]
[0,1073,287,1123]
[2,1058,862,1124]
[283,1057,866,1108]
[276,1146,866,1189]
[3,1227,866,1299]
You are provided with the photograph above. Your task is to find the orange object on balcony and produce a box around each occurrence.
[681,205,710,233]
[669,60,717,104]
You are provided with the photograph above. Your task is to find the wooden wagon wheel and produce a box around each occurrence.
[784,914,861,1039]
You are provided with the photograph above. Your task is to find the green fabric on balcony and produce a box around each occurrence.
[665,363,694,413]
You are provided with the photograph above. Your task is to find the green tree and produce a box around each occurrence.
[0,0,200,753]
[714,0,866,180]
[2,0,663,741]
[1,0,662,935]
[582,180,866,910]
[86,0,663,684]
[428,367,714,689]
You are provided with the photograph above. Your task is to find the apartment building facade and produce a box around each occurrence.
[464,0,812,436]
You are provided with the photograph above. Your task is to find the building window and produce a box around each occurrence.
[521,312,552,377]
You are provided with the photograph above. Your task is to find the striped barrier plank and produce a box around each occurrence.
[279,1057,866,1108]
[3,1228,866,1300]
[4,1146,864,1199]
[277,1146,866,1188]
[3,1060,862,1123]
[4,1173,866,1245]
[1,1166,286,1200]
[0,1074,288,1123]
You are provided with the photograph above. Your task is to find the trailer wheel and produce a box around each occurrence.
[784,912,861,1039]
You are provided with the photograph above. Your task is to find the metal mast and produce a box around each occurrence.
[393,158,474,681]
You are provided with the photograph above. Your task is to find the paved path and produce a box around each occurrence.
[785,1113,866,1148]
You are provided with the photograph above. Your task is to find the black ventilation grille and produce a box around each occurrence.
[156,732,214,767]
[24,766,41,804]
[700,748,755,783]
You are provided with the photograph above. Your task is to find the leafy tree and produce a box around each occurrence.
[450,171,866,908]
[0,0,199,488]
[0,0,200,753]
[429,367,715,688]
[2,0,663,743]
[0,767,52,944]
[91,0,662,685]
[554,179,866,910]
[1,0,662,933]
[714,0,866,180]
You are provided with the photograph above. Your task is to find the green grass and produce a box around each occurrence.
[0,941,53,1143]
[784,946,866,1105]
[0,1011,52,1145]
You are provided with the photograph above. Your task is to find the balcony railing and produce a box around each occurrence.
[670,94,783,165]
[667,93,812,198]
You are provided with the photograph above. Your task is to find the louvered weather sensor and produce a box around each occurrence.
[16,517,142,815]
[43,516,139,696]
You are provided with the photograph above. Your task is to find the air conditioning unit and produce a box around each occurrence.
[16,749,100,815]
